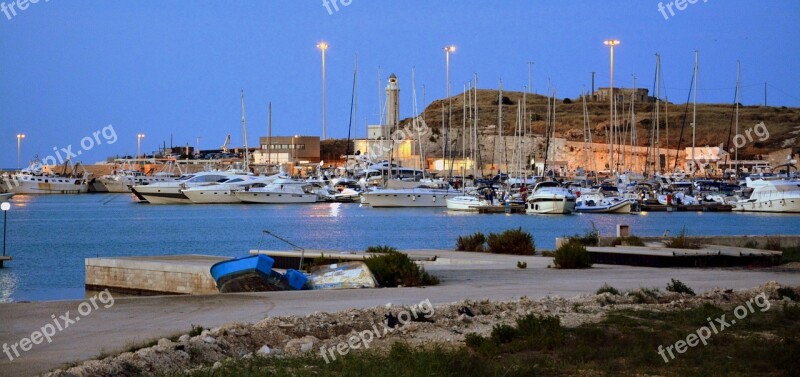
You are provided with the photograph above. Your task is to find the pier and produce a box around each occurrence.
[85,255,227,295]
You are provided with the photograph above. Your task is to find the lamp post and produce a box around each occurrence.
[443,46,455,99]
[16,134,25,170]
[137,133,146,158]
[291,135,299,176]
[317,42,329,140]
[604,39,620,173]
[2,202,9,259]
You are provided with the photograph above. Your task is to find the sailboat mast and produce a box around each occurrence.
[268,102,272,166]
[735,61,741,175]
[655,53,661,174]
[691,50,698,180]
[498,80,503,174]
[631,74,637,174]
[240,90,250,173]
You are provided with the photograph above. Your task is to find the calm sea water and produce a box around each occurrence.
[1,194,798,302]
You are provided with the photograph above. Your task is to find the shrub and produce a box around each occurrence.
[515,315,564,348]
[612,236,645,247]
[571,222,599,246]
[490,324,518,344]
[666,279,696,296]
[777,287,799,301]
[596,283,620,295]
[765,238,782,251]
[562,98,572,104]
[665,226,700,249]
[553,240,592,269]
[487,227,535,255]
[364,246,439,287]
[189,324,205,337]
[516,261,528,269]
[366,245,398,254]
[456,232,486,252]
[743,240,759,249]
[631,287,660,304]
[781,246,800,264]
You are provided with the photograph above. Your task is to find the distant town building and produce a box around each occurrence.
[367,124,386,140]
[252,135,320,164]
[595,87,651,103]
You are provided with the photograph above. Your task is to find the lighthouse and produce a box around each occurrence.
[385,73,400,136]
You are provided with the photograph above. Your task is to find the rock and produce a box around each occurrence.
[285,335,319,354]
[458,314,473,323]
[157,338,173,348]
[178,334,191,343]
[212,361,222,369]
[257,345,272,356]
[277,322,294,328]
[242,352,253,359]
[202,336,216,344]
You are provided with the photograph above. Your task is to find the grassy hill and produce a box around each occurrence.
[404,89,799,158]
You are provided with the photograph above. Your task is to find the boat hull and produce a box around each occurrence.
[131,186,191,204]
[733,198,800,213]
[576,199,632,214]
[526,198,576,214]
[363,192,453,207]
[183,189,242,204]
[446,196,488,211]
[0,178,88,194]
[234,191,317,204]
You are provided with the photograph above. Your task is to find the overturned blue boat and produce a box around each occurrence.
[210,254,308,293]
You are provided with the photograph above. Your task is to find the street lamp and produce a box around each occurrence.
[2,201,9,259]
[137,133,146,158]
[443,46,456,99]
[16,134,25,170]
[291,135,299,175]
[604,39,620,173]
[317,42,329,140]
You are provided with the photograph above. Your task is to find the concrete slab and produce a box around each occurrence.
[2,250,798,376]
[85,255,228,295]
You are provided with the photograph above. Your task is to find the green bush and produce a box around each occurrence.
[666,278,696,296]
[364,246,439,287]
[553,240,592,269]
[487,227,535,255]
[456,232,486,252]
[516,261,528,269]
[489,324,518,344]
[571,222,599,246]
[365,245,398,254]
[596,283,620,295]
[665,226,701,249]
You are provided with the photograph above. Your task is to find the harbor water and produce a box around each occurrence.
[1,194,799,303]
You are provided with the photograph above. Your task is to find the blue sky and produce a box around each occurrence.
[1,0,798,167]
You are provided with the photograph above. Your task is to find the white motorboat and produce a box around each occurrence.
[574,190,632,214]
[525,181,576,214]
[657,192,699,206]
[182,174,282,204]
[733,178,800,213]
[0,159,89,194]
[131,170,249,204]
[233,178,318,204]
[361,181,455,208]
[95,160,183,193]
[446,195,489,211]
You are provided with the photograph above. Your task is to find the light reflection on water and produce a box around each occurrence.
[0,194,798,302]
